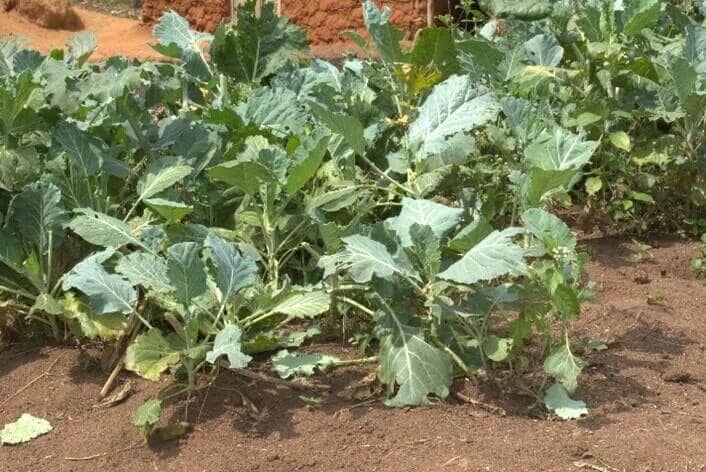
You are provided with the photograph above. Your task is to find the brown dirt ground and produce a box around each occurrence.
[0,6,360,61]
[1,236,705,472]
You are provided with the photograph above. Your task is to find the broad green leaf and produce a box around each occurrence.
[457,38,505,79]
[63,258,137,315]
[271,350,339,379]
[362,0,404,63]
[286,130,331,194]
[210,0,307,82]
[137,156,192,202]
[152,10,212,76]
[11,181,66,255]
[309,103,367,157]
[144,198,194,223]
[483,335,513,362]
[544,343,585,393]
[268,290,331,319]
[525,128,599,171]
[238,86,307,136]
[524,34,564,67]
[449,217,494,252]
[125,329,183,381]
[166,242,207,307]
[320,235,415,283]
[208,160,276,195]
[0,71,42,138]
[0,231,25,276]
[52,122,105,176]
[68,209,150,252]
[622,0,661,37]
[407,75,499,160]
[501,96,546,145]
[388,198,463,247]
[0,414,52,445]
[552,284,581,318]
[409,224,441,279]
[115,252,172,294]
[685,25,706,67]
[204,233,258,303]
[409,28,460,77]
[206,324,252,368]
[523,168,579,206]
[132,399,162,440]
[439,229,527,285]
[521,208,576,252]
[378,315,452,406]
[543,383,587,420]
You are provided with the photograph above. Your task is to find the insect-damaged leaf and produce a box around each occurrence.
[125,329,184,381]
[0,414,52,445]
[132,399,162,441]
[271,350,339,379]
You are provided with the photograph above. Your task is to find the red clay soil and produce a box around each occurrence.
[141,0,230,33]
[0,6,157,60]
[139,0,429,43]
[0,6,361,60]
[2,236,706,471]
[280,0,426,44]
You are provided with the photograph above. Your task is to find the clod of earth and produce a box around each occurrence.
[2,0,83,30]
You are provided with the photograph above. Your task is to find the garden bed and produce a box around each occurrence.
[2,237,705,472]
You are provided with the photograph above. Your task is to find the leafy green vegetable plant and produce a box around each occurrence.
[1,0,703,435]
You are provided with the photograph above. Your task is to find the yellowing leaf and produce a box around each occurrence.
[609,131,631,151]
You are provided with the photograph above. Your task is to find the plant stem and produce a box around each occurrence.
[333,356,378,367]
[360,155,416,196]
[337,296,376,317]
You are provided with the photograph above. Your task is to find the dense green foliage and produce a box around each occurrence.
[0,0,704,434]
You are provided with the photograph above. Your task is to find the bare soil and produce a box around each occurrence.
[0,6,157,60]
[0,6,360,61]
[1,236,705,472]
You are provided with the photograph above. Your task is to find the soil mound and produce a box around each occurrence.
[2,0,84,31]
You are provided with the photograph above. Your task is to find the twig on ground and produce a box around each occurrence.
[452,391,507,416]
[0,354,64,410]
[100,317,141,398]
[65,453,105,461]
[196,383,212,424]
[573,461,618,472]
[442,456,462,467]
[64,442,141,462]
[230,366,330,391]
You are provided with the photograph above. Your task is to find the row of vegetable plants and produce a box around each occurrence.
[0,0,703,438]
